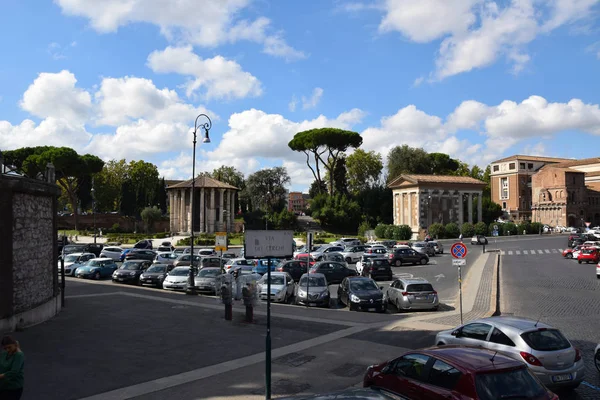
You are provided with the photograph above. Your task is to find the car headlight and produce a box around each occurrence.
[320,291,329,298]
[297,289,306,297]
[350,294,361,303]
[130,272,136,276]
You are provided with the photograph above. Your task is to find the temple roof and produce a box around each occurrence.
[167,175,239,190]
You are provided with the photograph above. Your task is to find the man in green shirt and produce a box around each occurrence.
[0,335,24,400]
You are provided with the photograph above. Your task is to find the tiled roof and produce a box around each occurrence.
[165,179,183,187]
[585,171,600,177]
[388,174,486,188]
[167,175,239,190]
[491,154,573,164]
[550,157,600,168]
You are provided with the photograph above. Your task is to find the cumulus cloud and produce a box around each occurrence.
[370,0,598,79]
[302,87,324,110]
[147,46,262,100]
[0,118,92,151]
[55,0,304,60]
[288,95,298,112]
[20,70,91,123]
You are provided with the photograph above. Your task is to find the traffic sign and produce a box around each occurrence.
[215,232,228,251]
[452,259,466,266]
[493,225,498,231]
[450,242,468,259]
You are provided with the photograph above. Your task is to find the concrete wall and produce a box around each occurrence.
[0,174,61,333]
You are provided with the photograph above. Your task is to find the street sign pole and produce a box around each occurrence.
[459,264,463,325]
[450,243,467,326]
[266,255,271,400]
[306,232,313,308]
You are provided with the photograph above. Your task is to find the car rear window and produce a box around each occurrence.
[476,368,546,400]
[406,284,434,292]
[521,329,571,351]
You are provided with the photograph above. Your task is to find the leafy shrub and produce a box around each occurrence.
[384,225,395,240]
[461,223,475,237]
[396,225,413,240]
[444,222,460,238]
[516,222,529,235]
[474,222,488,236]
[357,220,372,237]
[503,222,517,236]
[374,223,387,239]
[529,222,543,234]
[428,223,445,239]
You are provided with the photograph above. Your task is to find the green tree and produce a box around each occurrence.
[428,223,445,239]
[396,225,413,240]
[141,206,162,233]
[3,146,104,230]
[308,180,327,199]
[211,166,245,212]
[346,149,383,193]
[469,165,484,181]
[482,165,491,197]
[157,178,168,215]
[119,179,136,217]
[453,161,471,176]
[94,159,129,212]
[428,153,460,175]
[289,127,363,195]
[128,160,160,216]
[357,219,372,237]
[482,197,503,224]
[503,222,517,236]
[374,223,387,239]
[474,222,488,235]
[461,222,475,237]
[310,193,361,231]
[386,145,431,180]
[245,167,290,213]
[332,156,349,195]
[445,222,460,238]
[356,184,393,226]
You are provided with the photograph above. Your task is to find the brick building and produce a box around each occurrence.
[287,191,307,213]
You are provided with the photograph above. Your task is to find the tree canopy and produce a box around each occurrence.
[346,149,383,194]
[211,166,246,213]
[288,127,362,195]
[387,145,461,180]
[245,167,290,213]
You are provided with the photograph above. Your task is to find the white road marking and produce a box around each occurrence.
[523,250,529,255]
[515,251,521,255]
[508,251,513,255]
[537,250,544,254]
[500,251,506,255]
[544,249,551,254]
[551,249,558,253]
[65,292,120,299]
[558,248,564,252]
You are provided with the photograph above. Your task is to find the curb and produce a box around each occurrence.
[489,253,501,317]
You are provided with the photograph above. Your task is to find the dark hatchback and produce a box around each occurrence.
[124,249,156,262]
[337,277,386,312]
[388,248,429,267]
[276,260,308,282]
[310,261,358,284]
[112,260,152,284]
[364,346,558,400]
[139,264,169,288]
[361,258,393,281]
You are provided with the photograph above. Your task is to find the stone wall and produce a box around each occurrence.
[0,174,61,333]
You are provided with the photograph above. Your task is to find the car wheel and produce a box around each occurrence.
[566,253,573,259]
[396,299,403,312]
[595,350,600,372]
[395,259,402,267]
[420,258,427,265]
[345,257,352,264]
[94,272,101,280]
[578,260,582,264]
[437,342,445,346]
[369,272,375,280]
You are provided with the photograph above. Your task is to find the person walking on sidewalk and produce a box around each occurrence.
[0,335,25,400]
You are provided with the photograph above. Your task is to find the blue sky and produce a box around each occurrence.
[1,0,600,191]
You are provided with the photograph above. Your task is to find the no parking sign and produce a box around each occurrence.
[450,242,468,259]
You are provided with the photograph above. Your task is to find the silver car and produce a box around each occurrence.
[386,278,439,311]
[429,241,443,254]
[256,272,295,303]
[412,242,435,257]
[311,245,345,261]
[435,316,585,390]
[320,252,346,264]
[294,273,329,307]
[340,245,367,264]
[194,267,225,295]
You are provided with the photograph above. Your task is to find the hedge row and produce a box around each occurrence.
[427,221,545,239]
[373,224,413,241]
[176,233,244,247]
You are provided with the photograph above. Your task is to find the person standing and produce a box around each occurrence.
[0,336,24,400]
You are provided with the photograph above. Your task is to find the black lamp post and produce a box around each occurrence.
[91,178,96,244]
[186,114,212,296]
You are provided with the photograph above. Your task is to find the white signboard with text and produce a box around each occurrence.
[244,230,294,258]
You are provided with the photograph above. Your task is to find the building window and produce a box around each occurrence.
[493,165,499,172]
[521,189,525,196]
[509,163,516,170]
[500,177,509,199]
[502,201,507,209]
[528,163,533,169]
[520,163,525,169]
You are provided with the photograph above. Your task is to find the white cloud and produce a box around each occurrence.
[302,87,324,110]
[374,0,598,79]
[20,70,92,123]
[288,95,298,112]
[0,118,92,151]
[55,0,304,60]
[412,76,425,87]
[147,46,262,100]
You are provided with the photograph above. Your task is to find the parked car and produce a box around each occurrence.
[386,278,439,311]
[75,258,119,280]
[197,248,216,256]
[256,272,295,303]
[356,254,380,275]
[276,260,308,282]
[85,243,104,257]
[173,254,201,267]
[112,260,152,284]
[157,241,175,252]
[363,346,558,400]
[119,248,133,262]
[388,247,429,266]
[194,267,225,295]
[173,248,185,256]
[597,262,600,279]
[310,261,358,284]
[471,235,488,245]
[124,249,156,262]
[280,388,409,400]
[222,252,236,259]
[59,252,96,276]
[133,239,153,249]
[578,247,600,264]
[435,316,585,391]
[229,265,255,276]
[99,246,124,261]
[337,277,385,312]
[320,252,346,264]
[562,245,583,259]
[411,242,435,257]
[340,245,367,264]
[595,344,600,371]
[60,244,87,260]
[155,252,179,265]
[139,264,169,288]
[311,245,345,260]
[294,273,329,307]
[360,258,393,281]
[293,253,317,266]
[329,237,361,247]
[364,245,388,255]
[429,241,444,254]
[224,258,253,273]
[162,266,191,291]
[252,258,281,275]
[200,256,226,269]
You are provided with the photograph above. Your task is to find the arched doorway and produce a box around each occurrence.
[568,215,577,227]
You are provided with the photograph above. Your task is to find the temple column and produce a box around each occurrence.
[209,188,216,233]
[408,192,413,228]
[458,191,464,225]
[400,193,405,225]
[229,190,235,232]
[392,193,397,225]
[477,192,483,223]
[468,192,473,224]
[219,188,225,232]
[199,188,205,233]
[169,191,175,232]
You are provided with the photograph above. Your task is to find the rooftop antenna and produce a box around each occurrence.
[534,314,543,327]
[490,350,498,363]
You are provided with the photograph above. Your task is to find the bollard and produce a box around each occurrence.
[483,244,486,253]
[221,284,233,321]
[242,283,254,323]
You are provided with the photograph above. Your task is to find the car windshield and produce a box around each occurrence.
[406,283,434,292]
[160,253,177,259]
[260,259,280,266]
[146,266,166,273]
[121,262,142,270]
[521,329,571,351]
[170,268,189,276]
[475,368,546,400]
[299,276,326,287]
[582,248,595,254]
[86,260,102,267]
[64,255,80,262]
[198,269,220,277]
[262,276,285,285]
[350,280,378,291]
[413,243,424,247]
[372,260,388,266]
[63,246,84,254]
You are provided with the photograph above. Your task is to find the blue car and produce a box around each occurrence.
[119,249,132,262]
[252,258,281,275]
[75,258,119,279]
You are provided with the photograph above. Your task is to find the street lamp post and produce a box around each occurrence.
[91,179,96,244]
[186,114,212,296]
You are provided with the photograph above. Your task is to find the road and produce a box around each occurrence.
[500,234,600,399]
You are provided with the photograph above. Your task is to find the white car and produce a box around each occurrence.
[356,254,379,275]
[339,245,367,264]
[330,237,361,247]
[198,248,216,256]
[99,246,124,261]
[256,272,295,303]
[155,252,179,265]
[59,252,96,276]
[162,266,191,291]
[224,258,253,273]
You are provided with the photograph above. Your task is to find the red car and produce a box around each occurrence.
[294,253,317,266]
[562,245,582,259]
[363,346,557,400]
[577,247,600,264]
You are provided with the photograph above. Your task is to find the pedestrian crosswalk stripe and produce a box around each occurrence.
[523,250,529,255]
[537,250,544,254]
[544,249,551,254]
[508,250,513,255]
[551,249,558,253]
[558,248,563,252]
[530,250,536,254]
[516,250,521,255]
[500,248,565,256]
[500,250,505,255]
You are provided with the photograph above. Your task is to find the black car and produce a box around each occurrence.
[276,260,308,282]
[361,258,393,281]
[200,256,226,269]
[133,239,153,249]
[60,243,104,259]
[85,243,104,257]
[173,254,201,267]
[112,260,152,284]
[139,264,169,288]
[470,235,488,245]
[337,277,386,312]
[310,261,357,284]
[124,249,157,261]
[388,248,429,266]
